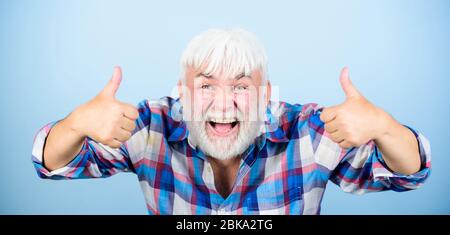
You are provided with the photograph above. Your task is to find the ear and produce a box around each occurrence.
[177,79,183,99]
[265,80,271,105]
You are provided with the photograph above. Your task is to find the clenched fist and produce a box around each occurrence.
[69,67,139,148]
[320,67,391,149]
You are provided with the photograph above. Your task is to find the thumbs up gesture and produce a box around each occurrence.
[69,67,139,148]
[319,67,390,149]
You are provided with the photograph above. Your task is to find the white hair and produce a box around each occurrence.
[180,28,268,81]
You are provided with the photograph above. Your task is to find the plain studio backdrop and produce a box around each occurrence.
[0,0,448,214]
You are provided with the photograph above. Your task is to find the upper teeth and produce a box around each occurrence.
[209,118,237,123]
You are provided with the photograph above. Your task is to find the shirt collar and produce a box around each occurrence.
[263,101,289,143]
[166,98,189,142]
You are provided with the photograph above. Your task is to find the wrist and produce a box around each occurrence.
[64,107,87,139]
[373,108,398,141]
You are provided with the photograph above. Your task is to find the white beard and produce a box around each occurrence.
[184,109,263,160]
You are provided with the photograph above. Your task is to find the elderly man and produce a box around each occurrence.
[32,29,431,215]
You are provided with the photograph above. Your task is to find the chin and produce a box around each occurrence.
[188,120,262,161]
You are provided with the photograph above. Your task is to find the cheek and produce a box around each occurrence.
[193,91,213,114]
[236,90,262,122]
[235,93,251,116]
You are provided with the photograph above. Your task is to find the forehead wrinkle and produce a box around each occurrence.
[200,68,250,81]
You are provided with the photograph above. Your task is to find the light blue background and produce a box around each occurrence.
[0,0,448,214]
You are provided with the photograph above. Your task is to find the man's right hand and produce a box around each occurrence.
[43,66,139,170]
[67,66,139,148]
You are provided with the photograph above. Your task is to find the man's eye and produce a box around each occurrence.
[234,85,248,91]
[201,84,211,89]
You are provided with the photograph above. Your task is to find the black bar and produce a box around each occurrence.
[0,215,447,233]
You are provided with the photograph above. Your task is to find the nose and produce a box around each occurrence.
[213,86,235,114]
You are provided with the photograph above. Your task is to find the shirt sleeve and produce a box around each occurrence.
[31,100,151,180]
[308,108,431,195]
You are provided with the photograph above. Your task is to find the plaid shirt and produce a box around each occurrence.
[32,96,431,214]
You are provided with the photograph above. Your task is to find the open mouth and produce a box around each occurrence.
[206,120,240,137]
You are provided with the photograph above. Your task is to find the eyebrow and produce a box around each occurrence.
[235,73,248,80]
[198,73,213,79]
[197,72,250,80]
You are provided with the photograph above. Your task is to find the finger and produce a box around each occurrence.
[121,103,139,120]
[105,139,123,149]
[101,66,122,98]
[113,128,132,142]
[320,106,338,123]
[339,67,361,98]
[329,131,345,143]
[339,140,354,149]
[324,121,338,134]
[121,117,136,132]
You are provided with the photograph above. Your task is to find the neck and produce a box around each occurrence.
[207,156,242,199]
[207,156,241,167]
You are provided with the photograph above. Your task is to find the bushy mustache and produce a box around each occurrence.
[205,111,244,121]
[189,109,246,122]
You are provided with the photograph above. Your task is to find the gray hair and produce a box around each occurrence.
[180,28,268,81]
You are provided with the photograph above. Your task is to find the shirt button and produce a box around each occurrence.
[218,208,228,215]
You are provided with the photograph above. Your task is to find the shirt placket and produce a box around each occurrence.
[205,144,258,214]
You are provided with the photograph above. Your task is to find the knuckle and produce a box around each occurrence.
[97,136,106,143]
[133,110,139,119]
[319,113,326,121]
[346,135,356,144]
[122,131,131,140]
[349,138,360,147]
[326,127,334,134]
[106,142,115,148]
[103,130,115,141]
[327,125,336,131]
[102,139,112,146]
[331,138,340,144]
[340,142,352,149]
[102,136,112,143]
[127,106,139,119]
[112,109,123,121]
[98,133,110,143]
[339,143,348,149]
[330,135,339,143]
[110,142,121,149]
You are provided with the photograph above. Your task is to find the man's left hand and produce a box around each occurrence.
[319,67,392,149]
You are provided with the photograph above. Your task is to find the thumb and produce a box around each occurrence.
[339,67,361,98]
[101,66,122,98]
